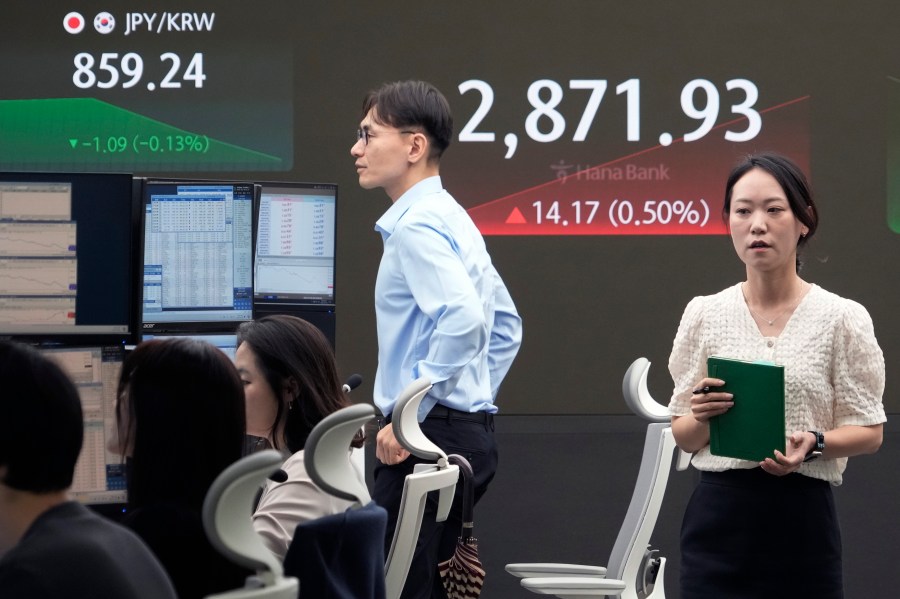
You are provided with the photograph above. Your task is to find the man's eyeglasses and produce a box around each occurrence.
[356,128,417,146]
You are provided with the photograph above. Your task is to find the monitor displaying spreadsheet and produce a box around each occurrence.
[140,180,256,331]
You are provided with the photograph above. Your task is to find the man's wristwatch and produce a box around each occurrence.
[803,430,825,462]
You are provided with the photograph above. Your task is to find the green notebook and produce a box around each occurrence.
[707,356,785,462]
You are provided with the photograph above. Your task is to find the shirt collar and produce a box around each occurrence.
[375,176,443,238]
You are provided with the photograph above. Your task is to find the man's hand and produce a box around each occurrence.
[375,422,411,465]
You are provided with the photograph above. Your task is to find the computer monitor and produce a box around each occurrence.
[253,182,336,309]
[0,172,138,346]
[140,331,239,362]
[40,345,128,509]
[140,180,257,333]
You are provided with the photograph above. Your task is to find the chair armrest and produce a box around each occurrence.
[520,575,627,596]
[506,563,607,579]
[676,448,693,471]
[203,578,299,599]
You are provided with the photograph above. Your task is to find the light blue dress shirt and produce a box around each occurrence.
[373,176,522,419]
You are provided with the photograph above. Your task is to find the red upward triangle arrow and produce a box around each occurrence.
[505,207,527,224]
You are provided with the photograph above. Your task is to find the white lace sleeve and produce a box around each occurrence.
[668,296,707,417]
[831,300,886,427]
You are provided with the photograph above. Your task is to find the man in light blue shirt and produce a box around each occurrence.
[351,80,522,598]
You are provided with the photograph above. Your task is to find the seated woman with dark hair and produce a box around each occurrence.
[113,338,250,599]
[236,314,366,560]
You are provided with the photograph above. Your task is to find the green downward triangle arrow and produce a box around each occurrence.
[69,139,78,148]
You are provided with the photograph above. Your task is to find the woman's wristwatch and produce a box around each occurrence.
[803,430,825,462]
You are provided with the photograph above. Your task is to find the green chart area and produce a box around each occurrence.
[0,98,288,171]
[887,78,900,233]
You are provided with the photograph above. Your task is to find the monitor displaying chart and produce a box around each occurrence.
[253,182,336,307]
[0,173,138,345]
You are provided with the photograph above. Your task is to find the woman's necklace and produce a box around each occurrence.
[741,282,808,326]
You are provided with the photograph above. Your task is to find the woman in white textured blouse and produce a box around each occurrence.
[668,152,885,599]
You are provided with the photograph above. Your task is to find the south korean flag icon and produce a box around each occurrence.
[63,12,85,34]
[94,12,115,34]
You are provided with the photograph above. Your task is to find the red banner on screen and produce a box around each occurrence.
[468,97,810,236]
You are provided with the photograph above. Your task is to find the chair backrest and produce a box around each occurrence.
[622,357,670,423]
[605,358,681,591]
[625,357,692,473]
[201,450,299,597]
[277,403,385,599]
[304,402,375,507]
[383,377,460,599]
[604,423,676,588]
[390,377,445,462]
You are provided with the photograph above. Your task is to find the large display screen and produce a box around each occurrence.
[0,6,292,171]
[2,3,897,414]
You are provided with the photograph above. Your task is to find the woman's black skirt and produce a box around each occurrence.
[680,468,842,599]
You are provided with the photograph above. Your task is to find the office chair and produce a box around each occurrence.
[384,377,461,599]
[283,403,388,599]
[623,358,691,472]
[506,358,680,599]
[304,402,376,507]
[201,449,299,599]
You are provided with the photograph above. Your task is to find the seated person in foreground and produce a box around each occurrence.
[0,341,176,599]
[236,314,366,560]
[112,338,251,599]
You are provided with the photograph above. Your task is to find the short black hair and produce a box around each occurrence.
[0,341,83,492]
[362,80,453,160]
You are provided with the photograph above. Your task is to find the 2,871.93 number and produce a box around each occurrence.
[458,78,761,158]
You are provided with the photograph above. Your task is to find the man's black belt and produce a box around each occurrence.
[426,404,494,424]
